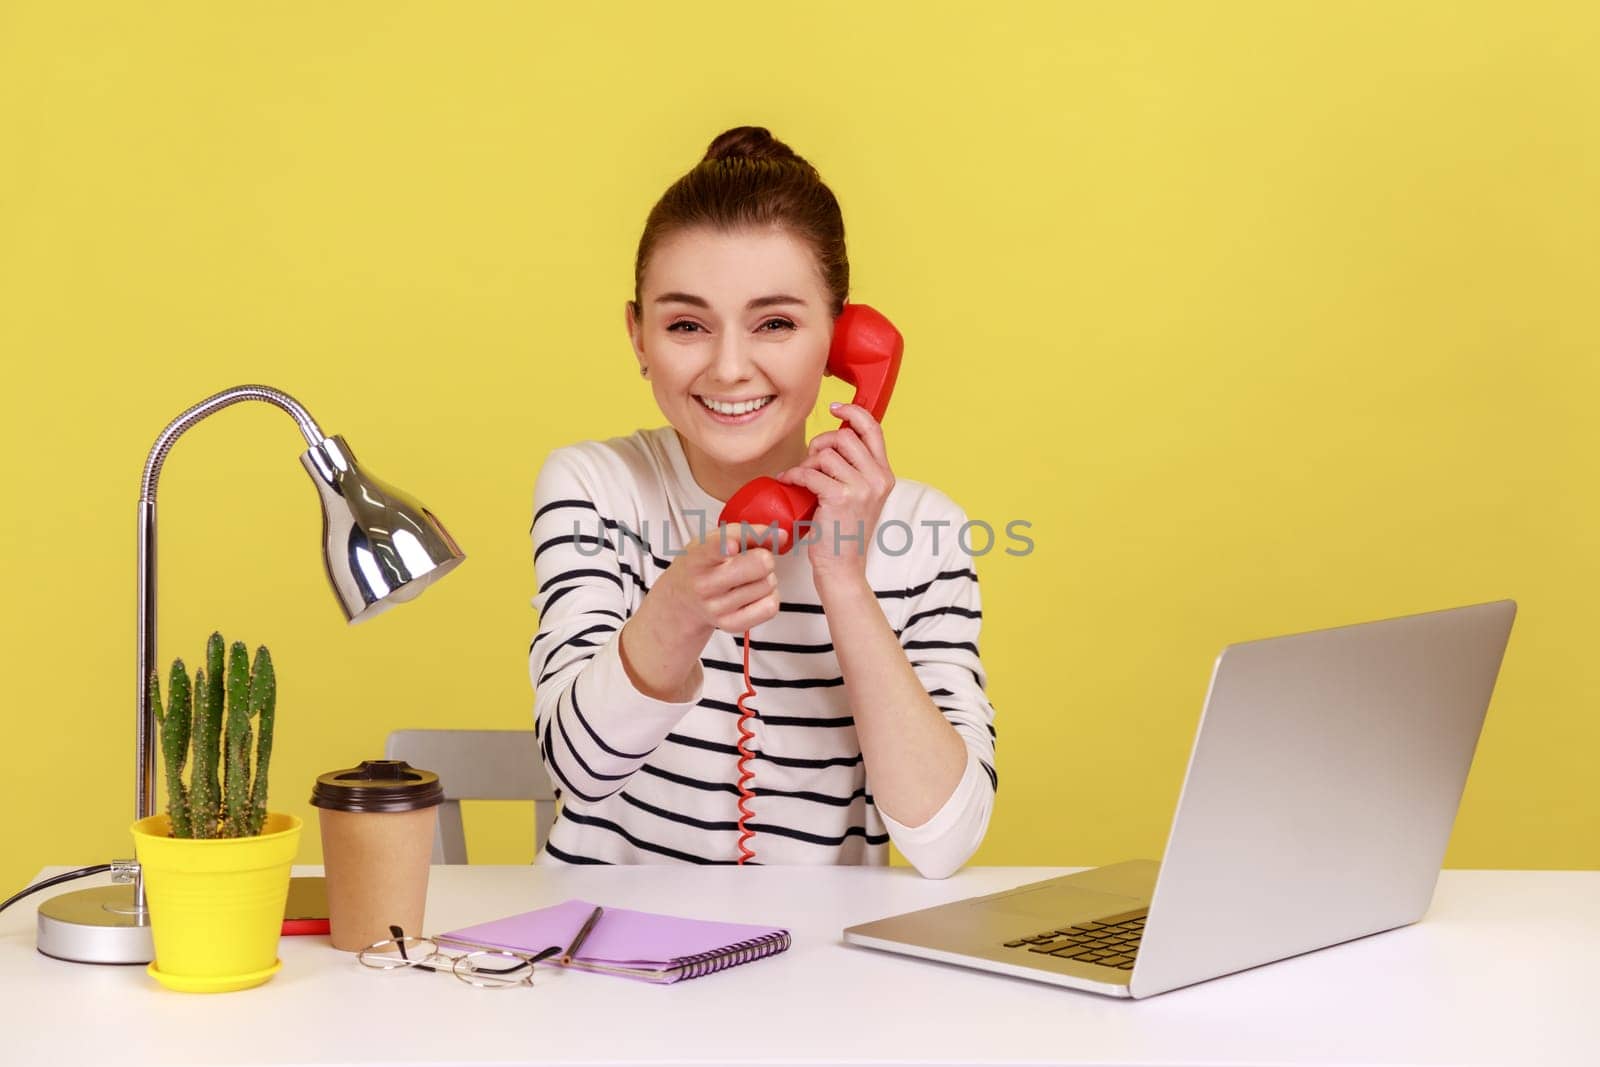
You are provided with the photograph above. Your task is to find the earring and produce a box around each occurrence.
[639,365,649,378]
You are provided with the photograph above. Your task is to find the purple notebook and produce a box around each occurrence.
[436,899,791,984]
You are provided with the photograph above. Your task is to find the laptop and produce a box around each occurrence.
[843,599,1517,999]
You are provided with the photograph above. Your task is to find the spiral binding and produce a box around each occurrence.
[671,930,792,981]
[734,629,759,864]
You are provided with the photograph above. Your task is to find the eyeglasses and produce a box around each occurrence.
[358,924,562,989]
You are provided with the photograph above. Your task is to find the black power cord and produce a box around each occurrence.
[0,864,126,915]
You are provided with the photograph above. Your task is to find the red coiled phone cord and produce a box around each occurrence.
[735,629,758,864]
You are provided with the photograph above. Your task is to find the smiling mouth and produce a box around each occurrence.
[695,394,776,417]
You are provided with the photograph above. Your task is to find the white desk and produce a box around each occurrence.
[3,865,1596,1066]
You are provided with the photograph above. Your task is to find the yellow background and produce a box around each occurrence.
[2,2,1596,897]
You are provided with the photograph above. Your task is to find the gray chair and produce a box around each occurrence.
[383,729,555,863]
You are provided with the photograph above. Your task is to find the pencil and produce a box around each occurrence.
[560,905,604,966]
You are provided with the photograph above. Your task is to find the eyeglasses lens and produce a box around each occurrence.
[454,950,534,988]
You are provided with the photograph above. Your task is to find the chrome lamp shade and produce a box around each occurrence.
[302,435,465,623]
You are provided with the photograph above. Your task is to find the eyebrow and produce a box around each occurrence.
[653,292,808,311]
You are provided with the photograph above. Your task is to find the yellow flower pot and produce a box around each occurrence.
[130,812,303,993]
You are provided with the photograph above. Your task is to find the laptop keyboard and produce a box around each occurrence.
[1002,908,1147,970]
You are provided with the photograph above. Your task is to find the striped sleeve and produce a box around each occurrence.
[880,505,998,879]
[529,448,702,805]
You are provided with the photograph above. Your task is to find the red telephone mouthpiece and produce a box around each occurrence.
[718,477,816,551]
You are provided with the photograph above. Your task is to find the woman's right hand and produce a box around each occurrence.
[618,524,786,702]
[662,523,787,633]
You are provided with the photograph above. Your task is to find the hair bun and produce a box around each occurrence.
[703,125,806,166]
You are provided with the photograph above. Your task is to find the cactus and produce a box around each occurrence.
[246,647,275,836]
[190,668,218,838]
[151,631,278,839]
[190,633,225,838]
[222,641,256,837]
[151,664,193,837]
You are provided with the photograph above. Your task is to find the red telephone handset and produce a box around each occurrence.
[717,303,903,865]
[717,303,904,547]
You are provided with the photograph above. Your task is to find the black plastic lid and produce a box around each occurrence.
[310,760,444,813]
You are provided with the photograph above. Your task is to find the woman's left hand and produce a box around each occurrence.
[776,402,895,589]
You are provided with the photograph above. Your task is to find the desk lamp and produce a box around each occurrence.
[36,385,466,964]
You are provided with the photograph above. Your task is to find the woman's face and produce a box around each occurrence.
[627,226,833,491]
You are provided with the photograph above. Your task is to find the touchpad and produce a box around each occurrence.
[973,883,1144,925]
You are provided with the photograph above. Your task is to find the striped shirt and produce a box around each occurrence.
[528,425,997,877]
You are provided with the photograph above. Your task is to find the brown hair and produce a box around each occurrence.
[632,126,849,318]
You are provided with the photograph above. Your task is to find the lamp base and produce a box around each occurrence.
[36,884,153,964]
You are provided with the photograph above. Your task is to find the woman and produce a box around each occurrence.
[529,126,996,877]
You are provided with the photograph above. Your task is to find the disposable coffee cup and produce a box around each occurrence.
[311,760,444,952]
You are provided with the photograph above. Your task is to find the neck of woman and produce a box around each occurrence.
[677,428,808,505]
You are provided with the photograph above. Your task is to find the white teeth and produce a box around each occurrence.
[698,395,774,416]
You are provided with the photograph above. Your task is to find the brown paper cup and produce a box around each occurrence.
[319,806,436,951]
